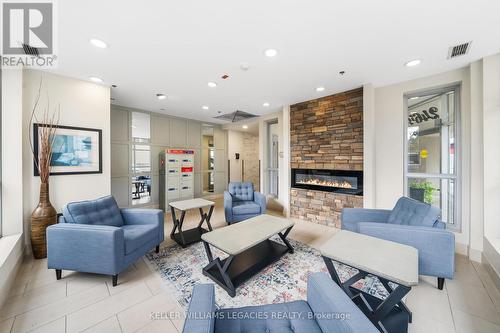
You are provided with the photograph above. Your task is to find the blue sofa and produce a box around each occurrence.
[47,195,164,286]
[341,197,455,289]
[224,182,266,224]
[182,272,378,333]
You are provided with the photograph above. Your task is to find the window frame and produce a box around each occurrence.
[403,83,462,231]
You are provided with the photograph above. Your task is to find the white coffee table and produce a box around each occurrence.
[201,214,294,297]
[169,198,215,247]
[320,230,418,332]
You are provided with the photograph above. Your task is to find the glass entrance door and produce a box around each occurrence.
[405,86,460,227]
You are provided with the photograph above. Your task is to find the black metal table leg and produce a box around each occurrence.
[380,279,412,323]
[169,206,178,238]
[278,226,294,253]
[197,205,214,231]
[202,241,236,297]
[322,256,412,333]
[205,205,214,231]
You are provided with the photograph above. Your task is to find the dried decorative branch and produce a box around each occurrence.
[28,77,60,183]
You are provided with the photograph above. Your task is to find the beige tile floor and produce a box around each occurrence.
[1,197,499,333]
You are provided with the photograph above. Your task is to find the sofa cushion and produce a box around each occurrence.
[232,201,261,215]
[228,182,254,201]
[122,224,158,255]
[215,300,322,333]
[63,195,124,227]
[388,197,440,227]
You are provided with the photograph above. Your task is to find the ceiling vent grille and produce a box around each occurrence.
[448,42,471,59]
[214,110,258,122]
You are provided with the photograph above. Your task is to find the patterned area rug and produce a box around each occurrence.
[145,237,390,309]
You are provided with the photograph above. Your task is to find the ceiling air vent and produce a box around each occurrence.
[447,42,471,59]
[214,110,258,122]
[22,43,40,57]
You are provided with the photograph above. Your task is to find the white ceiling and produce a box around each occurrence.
[50,0,500,123]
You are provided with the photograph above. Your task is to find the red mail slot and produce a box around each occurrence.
[181,167,193,173]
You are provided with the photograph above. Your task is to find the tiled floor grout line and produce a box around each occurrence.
[115,314,124,333]
[80,314,121,333]
[444,282,458,332]
[1,279,109,323]
[23,316,65,333]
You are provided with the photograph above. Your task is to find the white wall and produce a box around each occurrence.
[22,70,111,245]
[0,69,25,306]
[469,60,484,262]
[372,67,471,251]
[482,54,500,240]
[482,54,500,275]
[363,84,376,208]
[227,130,244,182]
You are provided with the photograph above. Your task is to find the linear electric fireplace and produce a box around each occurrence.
[291,168,363,195]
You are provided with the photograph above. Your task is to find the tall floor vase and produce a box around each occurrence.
[31,182,57,259]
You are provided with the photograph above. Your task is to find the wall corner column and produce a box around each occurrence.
[363,83,376,208]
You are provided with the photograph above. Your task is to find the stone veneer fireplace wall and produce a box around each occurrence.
[290,87,364,227]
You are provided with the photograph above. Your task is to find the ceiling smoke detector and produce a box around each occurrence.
[448,41,472,59]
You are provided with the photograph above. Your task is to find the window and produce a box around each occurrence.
[131,112,151,205]
[267,120,279,197]
[405,85,460,227]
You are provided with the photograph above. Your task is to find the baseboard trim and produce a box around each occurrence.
[455,242,468,256]
[483,237,500,291]
[469,247,483,263]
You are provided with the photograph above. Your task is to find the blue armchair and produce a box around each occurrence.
[341,197,455,289]
[224,182,266,224]
[182,272,379,333]
[47,195,164,286]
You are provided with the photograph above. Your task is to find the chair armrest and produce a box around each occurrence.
[358,222,455,279]
[182,284,215,333]
[121,208,164,244]
[253,191,267,213]
[223,191,233,223]
[121,208,163,225]
[341,208,391,232]
[307,272,378,333]
[46,223,125,275]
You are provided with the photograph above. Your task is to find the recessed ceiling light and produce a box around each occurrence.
[156,94,166,100]
[264,48,278,57]
[202,105,209,110]
[89,38,107,48]
[207,81,217,88]
[263,102,270,107]
[316,86,325,92]
[405,59,421,67]
[242,125,248,129]
[89,76,103,83]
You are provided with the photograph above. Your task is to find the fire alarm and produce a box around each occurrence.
[221,74,229,79]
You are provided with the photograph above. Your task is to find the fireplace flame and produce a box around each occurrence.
[297,178,353,189]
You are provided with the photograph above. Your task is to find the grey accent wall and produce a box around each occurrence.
[110,105,228,207]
